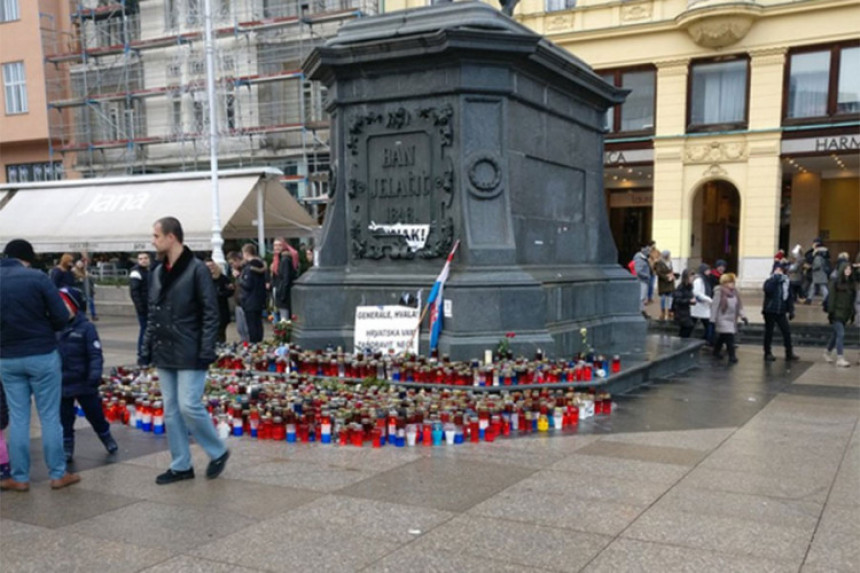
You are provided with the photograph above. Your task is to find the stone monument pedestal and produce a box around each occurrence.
[293,2,646,360]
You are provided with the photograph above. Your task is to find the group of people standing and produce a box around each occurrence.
[0,241,116,492]
[669,260,749,364]
[130,238,302,357]
[659,241,859,367]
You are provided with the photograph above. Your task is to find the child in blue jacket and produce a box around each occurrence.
[57,287,117,462]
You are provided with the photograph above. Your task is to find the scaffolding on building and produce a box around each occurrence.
[39,0,380,207]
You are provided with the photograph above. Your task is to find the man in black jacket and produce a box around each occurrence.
[140,217,229,485]
[238,243,267,343]
[762,261,800,362]
[128,252,151,356]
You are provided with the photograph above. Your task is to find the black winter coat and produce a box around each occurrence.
[828,262,857,324]
[762,273,794,316]
[212,273,232,329]
[271,253,296,308]
[239,258,267,312]
[57,313,103,396]
[672,284,694,328]
[140,247,219,369]
[129,264,150,317]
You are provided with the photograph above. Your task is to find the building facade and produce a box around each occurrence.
[1,0,74,183]
[8,0,379,213]
[390,0,860,286]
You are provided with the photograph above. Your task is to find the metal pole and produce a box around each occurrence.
[204,0,225,266]
[257,182,266,257]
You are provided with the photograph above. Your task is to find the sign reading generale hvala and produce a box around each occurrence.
[353,305,420,355]
[346,106,455,260]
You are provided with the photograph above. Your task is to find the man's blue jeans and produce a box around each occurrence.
[0,351,67,481]
[157,368,226,472]
[136,314,147,357]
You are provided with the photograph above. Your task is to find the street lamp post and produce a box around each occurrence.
[204,0,225,266]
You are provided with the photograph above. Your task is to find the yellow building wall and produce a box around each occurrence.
[379,0,859,284]
[819,179,860,242]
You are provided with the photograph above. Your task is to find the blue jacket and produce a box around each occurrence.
[57,313,103,396]
[0,259,70,358]
[50,267,77,289]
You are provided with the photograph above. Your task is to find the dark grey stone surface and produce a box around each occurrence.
[294,2,645,360]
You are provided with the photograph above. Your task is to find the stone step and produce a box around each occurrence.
[647,320,859,348]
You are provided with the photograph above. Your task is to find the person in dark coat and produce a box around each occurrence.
[708,259,727,292]
[762,261,800,362]
[0,239,79,491]
[129,252,152,356]
[270,237,298,322]
[809,242,832,305]
[50,253,77,290]
[238,243,268,344]
[823,257,857,368]
[672,269,696,338]
[654,250,675,321]
[140,217,228,485]
[205,258,233,344]
[56,287,117,462]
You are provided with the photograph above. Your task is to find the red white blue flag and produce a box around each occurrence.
[427,240,460,351]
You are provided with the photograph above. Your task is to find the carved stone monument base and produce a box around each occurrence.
[293,2,647,360]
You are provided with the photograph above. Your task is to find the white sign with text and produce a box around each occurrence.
[354,305,420,356]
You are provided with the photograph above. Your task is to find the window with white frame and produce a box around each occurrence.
[3,61,27,114]
[546,0,576,12]
[689,57,748,129]
[1,0,19,23]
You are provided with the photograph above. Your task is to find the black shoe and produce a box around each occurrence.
[713,352,724,359]
[99,432,118,454]
[764,353,776,362]
[156,468,195,485]
[206,450,230,480]
[64,441,74,463]
[728,357,738,364]
[786,353,800,361]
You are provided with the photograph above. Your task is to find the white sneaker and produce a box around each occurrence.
[836,357,851,368]
[823,351,834,363]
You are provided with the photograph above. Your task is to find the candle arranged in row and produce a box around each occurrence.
[98,365,614,448]
[207,342,622,387]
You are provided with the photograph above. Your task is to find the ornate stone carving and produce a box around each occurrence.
[347,112,383,156]
[685,141,747,164]
[676,1,762,49]
[702,163,728,178]
[546,15,571,32]
[466,152,503,199]
[417,104,454,149]
[622,1,652,22]
[347,105,456,260]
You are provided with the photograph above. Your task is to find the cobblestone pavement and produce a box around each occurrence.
[1,317,858,572]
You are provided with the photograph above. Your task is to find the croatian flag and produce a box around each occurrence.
[427,240,460,351]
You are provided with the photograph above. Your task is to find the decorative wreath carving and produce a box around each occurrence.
[466,153,503,199]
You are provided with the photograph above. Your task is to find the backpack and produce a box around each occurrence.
[627,259,636,275]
